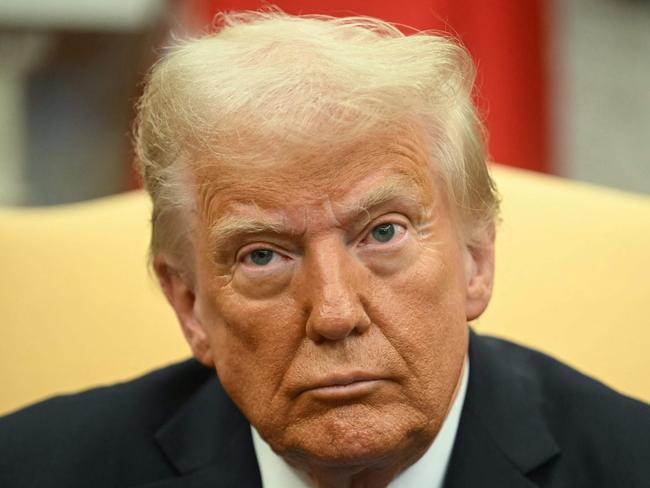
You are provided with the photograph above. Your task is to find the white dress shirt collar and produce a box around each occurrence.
[251,357,470,488]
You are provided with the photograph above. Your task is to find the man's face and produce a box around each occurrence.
[180,130,486,465]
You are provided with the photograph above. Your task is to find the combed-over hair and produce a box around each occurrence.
[134,9,499,265]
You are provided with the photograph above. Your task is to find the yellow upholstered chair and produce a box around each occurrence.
[1,164,649,416]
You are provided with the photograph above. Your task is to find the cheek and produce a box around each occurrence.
[200,285,303,413]
[368,242,468,397]
[375,239,467,327]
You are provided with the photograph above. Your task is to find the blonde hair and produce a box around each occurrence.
[134,9,499,264]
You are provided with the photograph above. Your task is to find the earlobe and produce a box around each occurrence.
[153,255,214,367]
[464,224,496,321]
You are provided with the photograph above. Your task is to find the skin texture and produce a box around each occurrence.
[155,130,495,487]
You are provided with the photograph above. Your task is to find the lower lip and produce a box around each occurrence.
[306,379,384,401]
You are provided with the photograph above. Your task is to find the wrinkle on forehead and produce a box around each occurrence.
[194,124,432,191]
[194,128,442,247]
[200,164,434,221]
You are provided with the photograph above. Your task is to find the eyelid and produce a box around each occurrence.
[369,213,409,231]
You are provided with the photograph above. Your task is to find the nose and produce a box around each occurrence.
[302,239,371,343]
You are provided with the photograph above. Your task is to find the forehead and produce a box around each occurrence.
[193,129,438,217]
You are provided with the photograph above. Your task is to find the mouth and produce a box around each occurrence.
[302,373,387,401]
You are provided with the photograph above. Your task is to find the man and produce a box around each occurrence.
[1,10,649,488]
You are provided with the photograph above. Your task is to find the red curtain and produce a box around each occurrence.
[190,1,550,173]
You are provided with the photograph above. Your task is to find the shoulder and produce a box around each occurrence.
[0,358,213,487]
[474,333,650,418]
[471,333,650,485]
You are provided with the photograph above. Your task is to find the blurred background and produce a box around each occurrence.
[0,0,648,206]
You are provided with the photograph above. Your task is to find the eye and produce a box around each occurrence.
[359,220,407,248]
[370,223,396,243]
[244,248,276,266]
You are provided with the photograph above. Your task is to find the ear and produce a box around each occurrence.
[463,223,496,321]
[153,254,214,367]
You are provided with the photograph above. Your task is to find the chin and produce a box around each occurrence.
[276,403,435,467]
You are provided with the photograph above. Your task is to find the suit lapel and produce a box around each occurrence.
[444,331,560,487]
[133,374,261,488]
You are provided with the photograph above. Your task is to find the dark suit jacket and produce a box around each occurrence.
[1,331,649,487]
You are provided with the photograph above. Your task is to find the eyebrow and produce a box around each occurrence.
[210,215,288,254]
[209,175,424,253]
[339,175,423,226]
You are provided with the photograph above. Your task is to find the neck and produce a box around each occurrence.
[300,442,431,488]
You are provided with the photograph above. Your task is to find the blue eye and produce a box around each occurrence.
[249,249,274,266]
[371,223,395,243]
